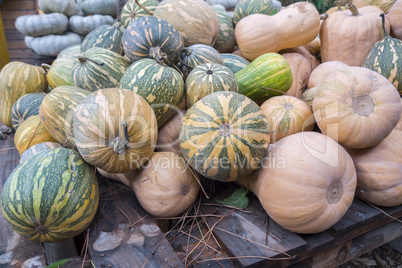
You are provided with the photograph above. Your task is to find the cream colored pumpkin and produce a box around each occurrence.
[387,0,402,39]
[281,53,313,98]
[156,110,185,153]
[307,61,349,89]
[396,99,402,131]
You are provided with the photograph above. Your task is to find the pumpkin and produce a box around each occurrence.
[212,6,236,53]
[206,0,237,10]
[68,15,115,36]
[186,63,238,108]
[362,14,402,95]
[304,35,321,56]
[119,58,184,127]
[39,86,90,149]
[347,129,402,207]
[25,32,82,57]
[313,66,401,149]
[221,53,250,74]
[235,53,293,101]
[15,13,68,37]
[279,46,320,70]
[154,0,219,47]
[260,96,314,143]
[80,0,118,17]
[281,53,313,98]
[57,44,81,58]
[352,0,396,13]
[0,62,47,128]
[396,98,402,131]
[42,57,77,89]
[122,16,184,64]
[37,0,80,17]
[307,61,349,89]
[179,91,270,182]
[81,24,124,55]
[387,0,402,39]
[1,147,99,242]
[73,88,158,173]
[121,0,159,28]
[156,110,186,153]
[14,115,57,155]
[19,142,62,164]
[12,93,45,130]
[301,85,319,107]
[236,132,357,234]
[320,4,390,66]
[235,2,321,61]
[233,0,277,25]
[72,47,131,91]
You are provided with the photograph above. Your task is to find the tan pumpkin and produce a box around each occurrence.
[304,35,321,56]
[396,98,402,131]
[353,0,396,13]
[320,4,391,66]
[236,132,357,234]
[235,2,321,61]
[387,0,402,39]
[281,53,313,98]
[260,96,314,143]
[279,46,320,71]
[307,61,349,89]
[313,67,401,149]
[156,110,185,153]
[347,129,402,207]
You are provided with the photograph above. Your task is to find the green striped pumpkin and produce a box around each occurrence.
[236,53,293,101]
[12,93,45,130]
[212,7,236,53]
[0,62,48,128]
[57,44,81,58]
[42,56,77,89]
[81,24,124,55]
[1,147,99,243]
[122,16,184,64]
[121,0,159,28]
[233,0,278,25]
[119,58,184,127]
[362,14,402,95]
[39,86,91,149]
[72,47,131,91]
[19,142,62,164]
[73,88,158,173]
[186,63,238,108]
[221,53,250,74]
[179,91,270,182]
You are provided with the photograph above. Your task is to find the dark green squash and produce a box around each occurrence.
[233,0,278,25]
[120,0,159,28]
[81,24,124,54]
[12,93,45,130]
[221,53,250,74]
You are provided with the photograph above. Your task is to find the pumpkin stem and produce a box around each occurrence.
[380,13,388,38]
[134,0,154,15]
[78,57,104,66]
[178,48,194,71]
[320,13,328,20]
[112,121,129,154]
[149,46,168,65]
[41,63,51,75]
[345,4,360,16]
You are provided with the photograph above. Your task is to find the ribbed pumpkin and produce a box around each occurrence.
[122,16,184,64]
[73,88,158,173]
[81,24,124,54]
[120,0,159,28]
[307,61,349,89]
[233,0,277,25]
[11,93,45,130]
[72,47,131,91]
[57,44,81,58]
[19,142,62,164]
[1,148,99,243]
[362,14,402,96]
[353,0,396,13]
[39,86,91,149]
[281,53,313,98]
[186,63,238,108]
[387,0,402,39]
[14,115,57,155]
[212,7,236,53]
[260,96,314,143]
[156,110,185,153]
[179,91,270,182]
[0,62,47,128]
[153,0,219,47]
[221,53,250,74]
[119,58,184,127]
[42,56,76,89]
[235,53,293,101]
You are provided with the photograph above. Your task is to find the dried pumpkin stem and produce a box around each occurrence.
[77,57,104,66]
[134,0,154,15]
[345,4,360,16]
[380,13,388,37]
[41,63,51,75]
[320,13,328,20]
[112,121,129,154]
[149,46,168,65]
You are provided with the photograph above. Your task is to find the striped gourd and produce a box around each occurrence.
[233,0,278,25]
[14,115,57,156]
[0,62,48,128]
[121,0,159,28]
[57,44,81,58]
[154,0,219,47]
[19,142,62,164]
[81,24,124,54]
[235,53,293,101]
[12,93,45,130]
[73,88,158,173]
[1,147,99,243]
[212,7,236,53]
[221,53,250,74]
[42,56,77,89]
[72,47,131,91]
[123,16,184,63]
[362,14,402,95]
[119,58,184,127]
[39,86,91,149]
[186,63,238,108]
[179,91,270,182]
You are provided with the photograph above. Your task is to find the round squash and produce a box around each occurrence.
[396,98,402,131]
[81,24,124,54]
[307,61,349,89]
[120,0,159,28]
[68,14,115,36]
[37,0,80,17]
[212,6,236,53]
[25,32,82,57]
[19,142,62,164]
[15,13,68,37]
[233,0,277,25]
[57,44,81,58]
[42,56,77,89]
[313,66,401,149]
[156,110,185,153]
[352,0,396,13]
[12,93,45,130]
[387,0,402,39]
[221,53,250,74]
[80,0,118,17]
[281,53,313,98]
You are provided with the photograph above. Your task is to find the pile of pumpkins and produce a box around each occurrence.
[16,0,118,56]
[0,0,401,244]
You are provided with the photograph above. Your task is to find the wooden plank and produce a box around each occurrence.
[5,40,28,49]
[88,176,184,268]
[1,10,38,20]
[3,20,16,31]
[3,1,36,10]
[43,239,78,265]
[8,49,35,59]
[4,29,24,40]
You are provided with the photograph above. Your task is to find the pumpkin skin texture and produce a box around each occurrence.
[235,2,321,61]
[179,91,270,182]
[353,0,396,13]
[69,15,115,36]
[233,0,277,25]
[396,99,402,131]
[81,24,124,54]
[281,53,312,98]
[37,0,80,17]
[387,0,402,39]
[25,32,82,57]
[154,0,219,47]
[15,13,68,37]
[301,85,319,107]
[320,5,390,66]
[156,110,186,153]
[307,61,349,89]
[313,67,401,149]
[12,93,45,130]
[1,148,99,243]
[212,6,236,53]
[19,142,62,164]
[73,88,158,173]
[57,44,81,58]
[80,0,118,17]
[221,53,250,74]
[260,96,314,143]
[42,56,77,89]
[0,62,48,128]
[347,129,402,207]
[236,132,357,234]
[121,0,159,28]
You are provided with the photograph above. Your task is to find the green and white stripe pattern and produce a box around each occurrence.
[221,53,250,74]
[1,148,99,243]
[121,0,159,28]
[12,93,45,130]
[81,24,124,55]
[212,6,236,53]
[57,44,81,58]
[43,56,77,89]
[19,142,62,164]
[233,0,278,25]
